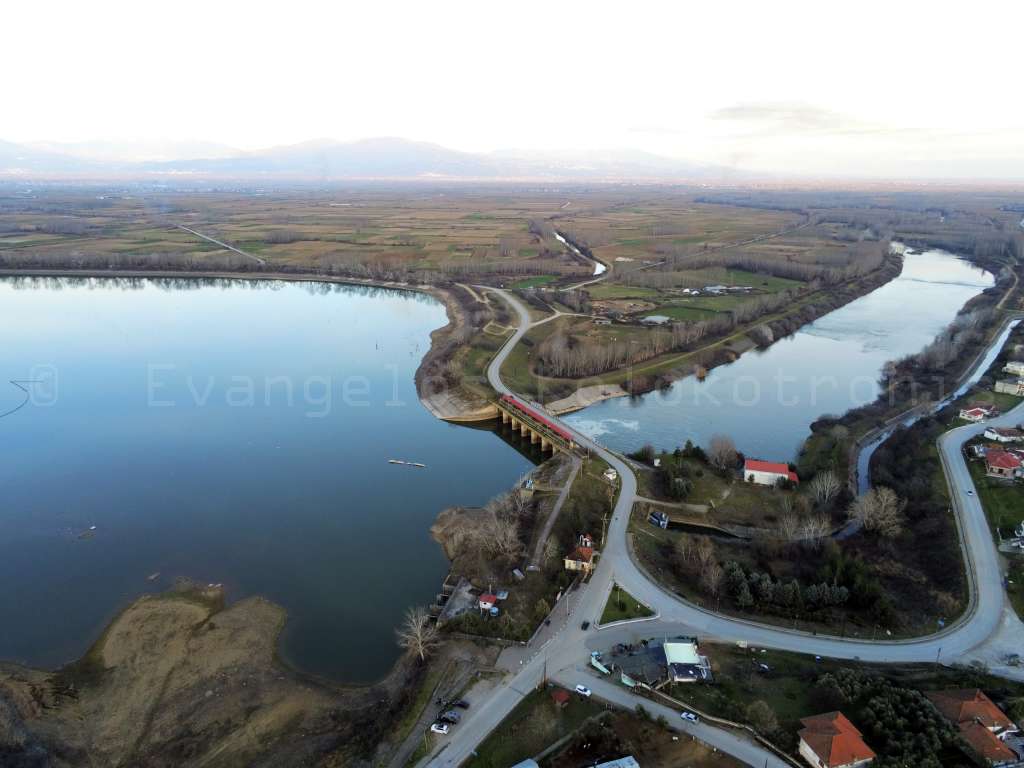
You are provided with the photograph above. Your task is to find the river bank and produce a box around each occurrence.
[525,248,905,416]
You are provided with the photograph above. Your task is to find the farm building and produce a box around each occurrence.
[744,459,798,486]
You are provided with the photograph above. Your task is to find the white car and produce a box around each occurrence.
[680,711,699,723]
[430,722,449,735]
[575,684,592,697]
[967,489,975,496]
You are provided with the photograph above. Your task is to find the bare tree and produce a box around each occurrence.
[848,486,905,538]
[694,536,716,569]
[674,534,693,566]
[488,513,524,560]
[798,513,832,548]
[708,434,738,472]
[776,511,801,543]
[396,606,440,662]
[700,562,724,597]
[810,471,842,508]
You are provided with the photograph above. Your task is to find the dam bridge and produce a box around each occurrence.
[495,395,577,455]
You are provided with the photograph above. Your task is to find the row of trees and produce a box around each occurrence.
[723,560,850,614]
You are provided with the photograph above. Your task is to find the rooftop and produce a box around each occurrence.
[798,711,876,768]
[987,450,1022,470]
[744,459,799,482]
[925,689,1015,730]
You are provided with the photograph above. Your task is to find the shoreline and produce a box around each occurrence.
[0,266,478,422]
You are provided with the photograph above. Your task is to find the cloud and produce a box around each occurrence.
[709,102,895,137]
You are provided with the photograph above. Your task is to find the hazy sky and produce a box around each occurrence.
[6,0,1023,178]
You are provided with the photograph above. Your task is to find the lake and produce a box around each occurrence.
[0,276,536,682]
[564,248,994,460]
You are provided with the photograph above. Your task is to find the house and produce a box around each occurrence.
[564,533,596,573]
[996,379,1024,396]
[478,593,497,611]
[926,689,1023,766]
[510,761,540,768]
[798,711,876,768]
[744,459,799,486]
[962,404,999,422]
[663,640,710,683]
[593,317,612,326]
[1005,361,1024,376]
[985,427,1024,444]
[550,688,571,708]
[604,467,619,482]
[986,450,1022,479]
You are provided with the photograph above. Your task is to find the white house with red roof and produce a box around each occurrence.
[961,404,999,422]
[798,711,875,768]
[744,459,798,486]
[986,450,1023,479]
[985,427,1024,444]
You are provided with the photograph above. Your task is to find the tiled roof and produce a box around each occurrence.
[987,450,1022,470]
[798,711,876,768]
[744,459,799,482]
[568,546,594,563]
[925,689,1015,730]
[957,721,1018,762]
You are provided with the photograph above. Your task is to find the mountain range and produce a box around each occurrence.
[0,137,736,181]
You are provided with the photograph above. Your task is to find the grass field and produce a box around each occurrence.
[464,687,603,768]
[600,584,654,623]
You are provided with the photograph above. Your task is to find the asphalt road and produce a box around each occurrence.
[421,289,1024,768]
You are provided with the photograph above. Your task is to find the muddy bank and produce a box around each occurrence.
[0,582,418,768]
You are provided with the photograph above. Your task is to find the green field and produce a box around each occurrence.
[600,584,654,623]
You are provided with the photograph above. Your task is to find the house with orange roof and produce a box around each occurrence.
[564,533,596,574]
[798,711,875,768]
[926,689,1023,766]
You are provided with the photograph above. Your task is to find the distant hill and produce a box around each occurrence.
[0,136,735,181]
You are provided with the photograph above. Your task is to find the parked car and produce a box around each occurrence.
[581,621,590,630]
[430,722,449,735]
[454,699,470,709]
[680,711,699,723]
[575,684,592,698]
[440,710,461,724]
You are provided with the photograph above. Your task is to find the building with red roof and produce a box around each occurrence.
[798,711,875,768]
[744,459,799,486]
[551,688,571,708]
[986,449,1022,479]
[478,593,497,610]
[926,690,1022,766]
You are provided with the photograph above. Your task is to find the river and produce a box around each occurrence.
[564,248,994,461]
[0,276,536,682]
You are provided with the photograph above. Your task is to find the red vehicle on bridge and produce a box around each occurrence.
[499,394,576,447]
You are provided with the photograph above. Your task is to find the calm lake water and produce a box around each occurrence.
[564,248,994,460]
[0,277,536,682]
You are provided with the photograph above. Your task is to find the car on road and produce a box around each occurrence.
[430,722,449,735]
[581,621,590,630]
[575,684,592,697]
[680,711,699,723]
[454,699,470,709]
[967,489,975,496]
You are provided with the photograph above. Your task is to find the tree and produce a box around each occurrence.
[810,470,842,508]
[694,536,716,569]
[848,486,906,538]
[700,562,724,598]
[396,606,439,662]
[776,511,800,542]
[799,513,832,548]
[746,700,779,735]
[708,434,738,472]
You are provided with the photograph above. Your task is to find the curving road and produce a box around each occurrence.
[422,288,1023,768]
